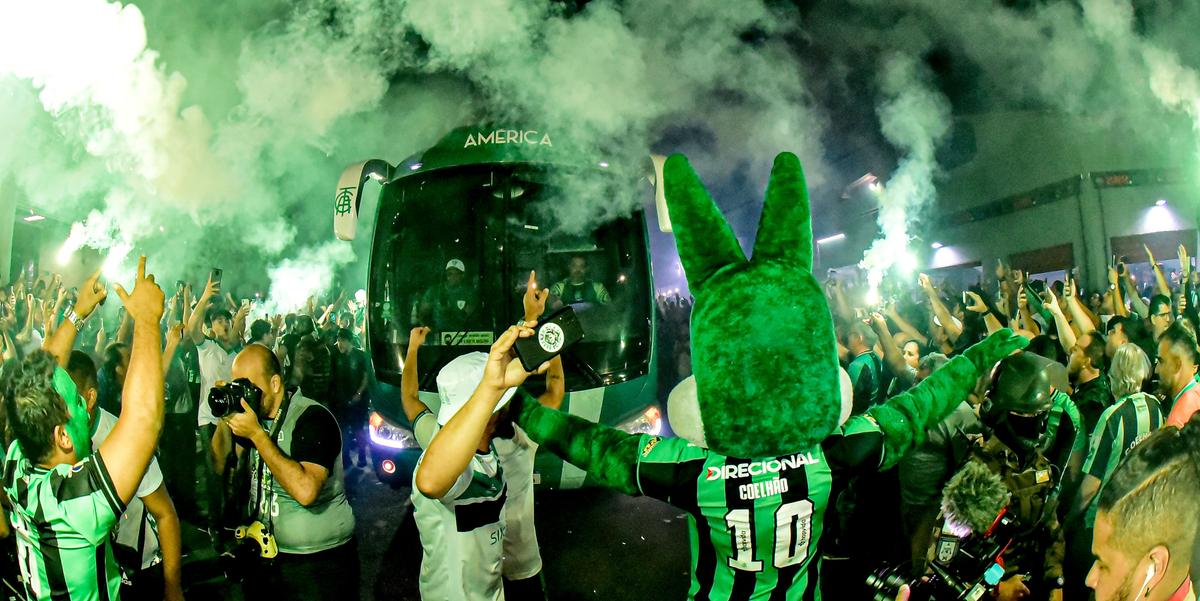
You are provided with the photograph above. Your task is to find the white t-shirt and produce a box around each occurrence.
[413,417,507,601]
[195,339,236,427]
[91,408,164,570]
[493,425,541,580]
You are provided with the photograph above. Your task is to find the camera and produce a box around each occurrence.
[208,378,263,418]
[867,509,1019,601]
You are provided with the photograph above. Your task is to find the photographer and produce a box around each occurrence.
[928,352,1068,601]
[2,258,165,599]
[215,343,357,601]
[1086,425,1198,601]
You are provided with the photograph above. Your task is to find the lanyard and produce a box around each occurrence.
[1174,381,1197,407]
[252,392,293,533]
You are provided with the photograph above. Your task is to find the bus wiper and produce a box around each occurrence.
[564,352,604,387]
[417,329,473,391]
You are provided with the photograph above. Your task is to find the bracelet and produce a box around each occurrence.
[64,308,87,331]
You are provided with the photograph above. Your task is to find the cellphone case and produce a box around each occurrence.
[514,306,585,372]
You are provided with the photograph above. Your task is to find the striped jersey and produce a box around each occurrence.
[1082,392,1162,525]
[413,417,509,601]
[1041,390,1085,489]
[2,441,124,601]
[635,434,832,600]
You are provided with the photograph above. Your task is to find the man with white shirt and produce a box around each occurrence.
[67,350,184,601]
[185,276,241,528]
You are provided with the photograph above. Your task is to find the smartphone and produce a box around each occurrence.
[176,280,185,292]
[210,268,223,286]
[514,306,585,372]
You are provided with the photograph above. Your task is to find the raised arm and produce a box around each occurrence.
[920,274,962,341]
[43,271,106,367]
[162,323,184,375]
[1145,244,1172,297]
[522,270,565,410]
[1063,279,1096,334]
[97,256,166,504]
[185,277,219,346]
[416,326,548,498]
[884,303,929,347]
[869,312,911,382]
[1043,290,1077,356]
[401,327,430,422]
[867,329,1028,469]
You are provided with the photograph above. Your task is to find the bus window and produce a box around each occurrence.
[368,164,652,391]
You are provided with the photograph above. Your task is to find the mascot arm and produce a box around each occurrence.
[512,394,642,496]
[867,355,980,471]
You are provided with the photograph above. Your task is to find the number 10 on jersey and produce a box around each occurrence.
[725,499,814,572]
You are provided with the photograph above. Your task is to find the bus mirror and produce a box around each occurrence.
[649,154,672,233]
[334,159,393,241]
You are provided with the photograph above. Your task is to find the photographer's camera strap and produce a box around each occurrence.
[252,392,294,535]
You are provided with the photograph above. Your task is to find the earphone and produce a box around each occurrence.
[1131,563,1156,600]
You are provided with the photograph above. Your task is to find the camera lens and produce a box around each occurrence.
[208,386,232,418]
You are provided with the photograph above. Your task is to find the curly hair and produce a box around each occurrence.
[1,350,68,462]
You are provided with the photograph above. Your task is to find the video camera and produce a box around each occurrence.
[866,508,1020,601]
[208,378,263,418]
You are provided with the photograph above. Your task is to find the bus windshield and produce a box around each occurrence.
[367,164,653,392]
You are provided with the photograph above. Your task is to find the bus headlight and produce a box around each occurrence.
[369,411,417,449]
[616,406,662,435]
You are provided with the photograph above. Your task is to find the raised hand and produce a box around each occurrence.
[74,270,108,318]
[523,270,549,322]
[1144,243,1157,265]
[201,275,220,300]
[166,322,184,347]
[482,325,548,392]
[113,256,165,324]
[918,273,933,292]
[964,291,988,313]
[409,326,431,349]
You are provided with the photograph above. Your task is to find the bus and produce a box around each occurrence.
[332,125,666,489]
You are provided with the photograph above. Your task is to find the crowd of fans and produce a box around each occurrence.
[0,260,373,600]
[3,240,1200,601]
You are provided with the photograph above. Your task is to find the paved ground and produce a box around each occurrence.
[346,464,693,600]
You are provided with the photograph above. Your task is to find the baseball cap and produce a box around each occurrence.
[445,259,466,273]
[435,352,517,426]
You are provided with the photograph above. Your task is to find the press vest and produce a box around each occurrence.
[249,392,355,554]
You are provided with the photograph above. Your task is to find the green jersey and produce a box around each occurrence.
[2,441,124,601]
[1081,392,1162,525]
[635,434,833,600]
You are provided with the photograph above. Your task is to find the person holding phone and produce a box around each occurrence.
[408,270,565,601]
[413,324,552,601]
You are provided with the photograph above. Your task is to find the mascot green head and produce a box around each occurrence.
[663,152,844,458]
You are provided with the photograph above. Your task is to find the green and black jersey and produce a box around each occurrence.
[2,441,124,601]
[635,426,879,601]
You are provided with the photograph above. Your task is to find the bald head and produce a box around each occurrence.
[232,343,285,415]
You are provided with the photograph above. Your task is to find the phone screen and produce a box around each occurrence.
[210,268,223,285]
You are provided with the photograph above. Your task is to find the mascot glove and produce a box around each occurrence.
[963,328,1029,374]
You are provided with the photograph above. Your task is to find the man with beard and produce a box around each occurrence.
[1087,425,1198,601]
[1157,321,1200,428]
[1068,331,1111,433]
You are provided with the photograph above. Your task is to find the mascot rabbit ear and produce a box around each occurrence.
[662,152,841,458]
